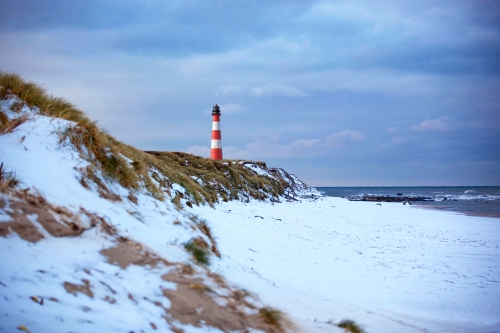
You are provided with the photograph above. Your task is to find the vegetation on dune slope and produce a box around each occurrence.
[145,151,303,203]
[0,72,306,207]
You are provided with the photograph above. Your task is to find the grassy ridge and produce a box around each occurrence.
[145,151,290,202]
[0,72,296,207]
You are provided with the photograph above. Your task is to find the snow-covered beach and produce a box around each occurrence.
[193,198,500,332]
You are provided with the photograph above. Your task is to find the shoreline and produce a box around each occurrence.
[412,202,500,218]
[321,194,500,219]
[317,186,500,219]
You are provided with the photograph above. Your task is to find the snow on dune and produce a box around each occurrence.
[0,232,170,332]
[1,101,499,333]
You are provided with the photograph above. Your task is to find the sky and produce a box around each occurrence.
[1,0,499,186]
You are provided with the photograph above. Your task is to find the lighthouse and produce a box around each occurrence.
[210,104,223,160]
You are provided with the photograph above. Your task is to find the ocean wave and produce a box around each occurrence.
[435,194,500,201]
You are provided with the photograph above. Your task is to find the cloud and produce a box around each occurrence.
[203,103,243,116]
[288,138,323,149]
[216,84,245,96]
[218,103,243,113]
[470,120,500,131]
[217,81,310,99]
[379,136,405,150]
[327,130,365,145]
[225,130,364,159]
[307,2,377,22]
[218,81,309,99]
[245,138,322,158]
[250,83,308,98]
[289,69,448,96]
[223,146,251,160]
[411,118,450,132]
[186,145,210,158]
[179,58,212,76]
[386,126,399,134]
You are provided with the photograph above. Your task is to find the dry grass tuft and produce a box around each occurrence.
[0,162,21,189]
[184,238,211,266]
[180,263,195,275]
[1,114,30,134]
[10,100,25,113]
[209,272,226,287]
[79,207,117,236]
[189,283,212,293]
[337,319,365,333]
[188,214,221,258]
[259,307,289,332]
[77,166,122,202]
[127,192,138,204]
[0,111,9,132]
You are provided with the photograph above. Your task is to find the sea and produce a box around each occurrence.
[316,186,500,218]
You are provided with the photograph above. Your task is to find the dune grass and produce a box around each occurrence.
[0,71,143,190]
[145,151,291,203]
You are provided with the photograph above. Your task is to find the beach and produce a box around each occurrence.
[193,196,500,332]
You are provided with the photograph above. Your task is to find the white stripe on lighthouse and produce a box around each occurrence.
[211,140,222,148]
[212,122,220,130]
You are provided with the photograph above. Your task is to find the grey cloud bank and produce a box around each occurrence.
[1,0,499,185]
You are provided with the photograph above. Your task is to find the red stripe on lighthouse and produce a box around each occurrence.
[211,148,222,160]
[212,131,221,140]
[210,104,223,160]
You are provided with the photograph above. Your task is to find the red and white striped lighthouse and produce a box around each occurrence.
[210,104,223,160]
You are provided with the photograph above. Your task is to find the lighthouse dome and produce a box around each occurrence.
[212,104,221,115]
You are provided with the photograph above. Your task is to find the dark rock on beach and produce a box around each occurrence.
[344,195,434,202]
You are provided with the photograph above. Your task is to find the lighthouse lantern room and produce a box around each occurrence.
[210,104,223,160]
